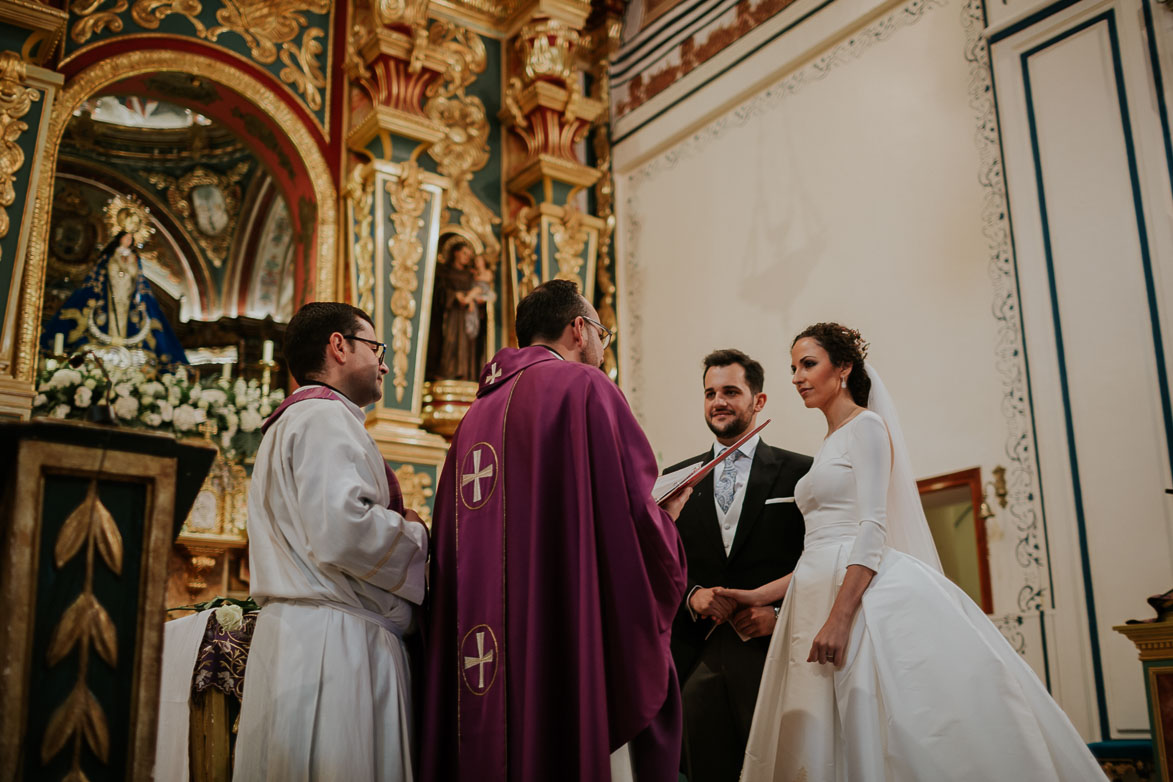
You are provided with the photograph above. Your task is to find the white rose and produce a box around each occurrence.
[197,398,209,410]
[141,412,162,427]
[259,403,272,417]
[158,400,174,422]
[172,404,199,431]
[271,389,286,402]
[34,394,48,408]
[168,388,182,405]
[202,388,227,406]
[113,395,139,421]
[234,379,247,398]
[74,386,93,408]
[49,368,82,389]
[214,604,244,632]
[51,404,70,419]
[240,409,263,433]
[84,378,96,390]
[188,386,202,401]
[114,382,133,398]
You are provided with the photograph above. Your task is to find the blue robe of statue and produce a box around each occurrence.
[41,232,188,364]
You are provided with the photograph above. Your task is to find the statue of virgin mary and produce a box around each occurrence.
[41,195,187,367]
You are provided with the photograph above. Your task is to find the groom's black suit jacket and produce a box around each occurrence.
[665,440,811,682]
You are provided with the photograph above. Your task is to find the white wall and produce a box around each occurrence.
[609,0,1172,740]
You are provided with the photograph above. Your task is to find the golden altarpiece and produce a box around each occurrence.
[0,0,625,778]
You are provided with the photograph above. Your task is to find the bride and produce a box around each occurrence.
[714,323,1106,781]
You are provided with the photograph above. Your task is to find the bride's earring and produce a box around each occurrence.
[840,378,847,389]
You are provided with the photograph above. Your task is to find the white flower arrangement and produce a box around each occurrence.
[32,360,284,463]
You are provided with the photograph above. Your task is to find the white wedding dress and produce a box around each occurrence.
[741,410,1106,781]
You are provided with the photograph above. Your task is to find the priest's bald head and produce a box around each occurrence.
[285,302,388,407]
[515,279,610,369]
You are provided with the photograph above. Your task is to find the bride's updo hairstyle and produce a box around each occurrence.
[792,322,871,407]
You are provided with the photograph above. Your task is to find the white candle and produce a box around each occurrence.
[53,333,64,355]
[262,340,274,363]
[221,363,232,380]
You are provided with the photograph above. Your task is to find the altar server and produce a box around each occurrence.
[234,302,429,782]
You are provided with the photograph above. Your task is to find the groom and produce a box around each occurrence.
[665,349,811,782]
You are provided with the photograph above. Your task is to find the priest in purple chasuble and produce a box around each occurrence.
[421,280,692,782]
[234,303,429,782]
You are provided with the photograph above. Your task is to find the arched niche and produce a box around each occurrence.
[18,45,337,379]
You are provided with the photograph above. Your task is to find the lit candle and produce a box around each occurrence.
[262,340,274,363]
[221,363,232,380]
[53,333,64,356]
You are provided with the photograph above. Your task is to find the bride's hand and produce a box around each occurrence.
[807,614,850,668]
[713,586,765,606]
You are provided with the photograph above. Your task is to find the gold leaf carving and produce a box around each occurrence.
[424,22,500,264]
[94,499,123,575]
[512,206,539,300]
[46,595,89,666]
[0,54,41,254]
[41,683,108,764]
[55,484,99,568]
[207,0,330,65]
[385,161,427,403]
[90,599,118,667]
[346,165,376,315]
[279,27,327,112]
[394,464,433,524]
[70,0,129,44]
[131,0,207,34]
[552,205,588,282]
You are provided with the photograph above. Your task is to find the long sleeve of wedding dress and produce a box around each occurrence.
[844,415,889,572]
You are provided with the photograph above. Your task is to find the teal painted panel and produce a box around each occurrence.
[0,86,46,330]
[24,476,148,781]
[467,36,502,230]
[63,4,332,130]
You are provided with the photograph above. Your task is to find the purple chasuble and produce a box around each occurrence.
[262,384,404,514]
[421,347,688,782]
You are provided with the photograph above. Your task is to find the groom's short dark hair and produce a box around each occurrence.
[515,280,591,347]
[702,349,765,395]
[285,302,374,385]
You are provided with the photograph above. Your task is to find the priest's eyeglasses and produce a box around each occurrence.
[344,335,387,364]
[581,316,614,350]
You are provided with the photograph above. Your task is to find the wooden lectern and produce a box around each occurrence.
[0,420,215,782]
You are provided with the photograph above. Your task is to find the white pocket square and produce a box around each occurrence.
[764,497,795,505]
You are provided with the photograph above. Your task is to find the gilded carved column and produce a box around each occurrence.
[0,2,67,418]
[499,2,608,341]
[345,0,493,510]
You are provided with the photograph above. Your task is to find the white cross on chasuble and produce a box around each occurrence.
[461,448,495,504]
[463,630,495,690]
[486,362,502,384]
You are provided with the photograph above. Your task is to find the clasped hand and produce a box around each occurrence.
[691,587,776,639]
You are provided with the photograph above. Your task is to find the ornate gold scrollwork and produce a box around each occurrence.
[591,70,618,377]
[278,27,327,111]
[424,21,500,263]
[41,481,123,774]
[144,161,250,268]
[123,0,329,114]
[70,0,129,44]
[517,18,579,83]
[385,160,428,403]
[551,204,587,282]
[347,164,377,315]
[0,53,40,256]
[512,205,539,300]
[394,463,433,524]
[131,0,207,34]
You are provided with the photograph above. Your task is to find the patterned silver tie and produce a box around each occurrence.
[715,450,745,513]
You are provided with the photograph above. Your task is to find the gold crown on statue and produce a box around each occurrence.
[104,194,155,247]
[439,232,479,263]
